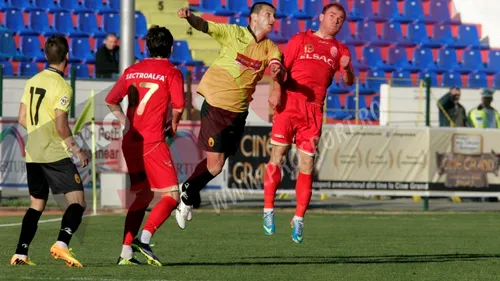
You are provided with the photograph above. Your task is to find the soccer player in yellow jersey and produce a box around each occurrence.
[10,35,89,267]
[175,2,285,228]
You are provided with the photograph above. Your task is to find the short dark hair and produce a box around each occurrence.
[146,25,174,58]
[322,3,346,17]
[250,2,276,18]
[44,34,69,64]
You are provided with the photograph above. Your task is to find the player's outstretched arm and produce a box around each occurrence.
[18,103,27,129]
[55,110,88,168]
[340,55,355,86]
[177,7,208,33]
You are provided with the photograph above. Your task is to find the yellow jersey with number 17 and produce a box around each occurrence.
[21,68,73,163]
[197,21,283,113]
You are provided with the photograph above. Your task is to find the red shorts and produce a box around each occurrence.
[270,95,323,156]
[122,142,179,192]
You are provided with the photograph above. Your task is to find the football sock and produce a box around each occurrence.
[57,203,85,246]
[15,208,42,256]
[123,192,152,246]
[142,196,178,241]
[183,158,216,206]
[56,241,68,249]
[120,245,133,260]
[139,230,152,245]
[295,172,313,218]
[264,163,282,209]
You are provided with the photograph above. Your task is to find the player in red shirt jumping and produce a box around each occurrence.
[105,26,185,266]
[263,3,354,244]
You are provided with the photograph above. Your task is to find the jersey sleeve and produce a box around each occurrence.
[206,21,234,46]
[267,43,284,70]
[105,74,128,104]
[283,33,303,70]
[54,84,73,113]
[169,69,185,110]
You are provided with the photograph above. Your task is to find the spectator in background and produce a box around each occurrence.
[438,87,469,127]
[468,89,500,128]
[95,33,119,78]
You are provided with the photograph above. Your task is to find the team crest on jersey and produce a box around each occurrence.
[330,46,338,58]
[59,96,69,106]
[208,137,215,147]
[74,173,81,184]
[304,44,314,54]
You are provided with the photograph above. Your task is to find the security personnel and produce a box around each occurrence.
[468,89,500,128]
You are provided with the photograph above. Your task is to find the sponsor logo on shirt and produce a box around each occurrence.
[59,96,69,106]
[298,53,336,68]
[235,53,263,71]
[125,72,166,82]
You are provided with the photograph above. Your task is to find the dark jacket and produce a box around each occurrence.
[95,45,119,78]
[438,92,469,127]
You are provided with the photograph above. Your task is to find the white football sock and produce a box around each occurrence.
[140,230,152,244]
[293,215,304,221]
[120,245,133,259]
[15,254,27,259]
[56,241,68,249]
[264,208,274,213]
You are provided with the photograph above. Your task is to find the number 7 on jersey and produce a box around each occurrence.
[29,87,46,126]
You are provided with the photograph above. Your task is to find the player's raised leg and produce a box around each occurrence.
[263,145,288,235]
[291,150,314,244]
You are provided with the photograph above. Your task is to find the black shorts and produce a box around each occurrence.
[198,100,248,156]
[26,158,84,199]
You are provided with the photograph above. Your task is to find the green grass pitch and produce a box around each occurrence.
[1,212,500,281]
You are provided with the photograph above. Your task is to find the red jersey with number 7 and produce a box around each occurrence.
[283,30,351,106]
[105,58,185,145]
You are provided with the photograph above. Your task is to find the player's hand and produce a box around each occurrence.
[177,7,191,19]
[270,64,284,82]
[76,150,89,168]
[171,121,179,135]
[340,55,351,69]
[268,92,281,110]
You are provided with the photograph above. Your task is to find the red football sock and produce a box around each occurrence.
[143,196,178,235]
[264,163,282,209]
[123,195,152,246]
[295,172,313,217]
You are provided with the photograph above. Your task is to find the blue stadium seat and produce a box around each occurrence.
[252,0,286,18]
[352,0,383,22]
[391,70,413,86]
[413,47,439,72]
[267,30,287,44]
[103,13,120,35]
[485,49,500,74]
[467,71,488,89]
[109,0,119,11]
[176,65,189,80]
[0,31,29,61]
[327,80,350,94]
[280,18,300,40]
[368,95,380,120]
[419,71,438,87]
[60,0,92,14]
[278,0,310,19]
[71,37,94,63]
[306,18,319,31]
[305,0,324,19]
[134,40,143,60]
[357,21,390,46]
[21,35,45,62]
[71,64,90,78]
[0,1,14,12]
[228,0,250,17]
[408,22,441,48]
[84,0,117,14]
[29,11,57,36]
[426,0,460,24]
[382,21,414,47]
[457,25,487,49]
[441,71,462,87]
[198,0,234,16]
[433,24,467,49]
[366,69,387,93]
[340,24,364,46]
[387,46,419,72]
[35,0,66,13]
[135,11,147,38]
[362,46,395,72]
[345,95,369,120]
[4,8,38,36]
[349,45,369,71]
[378,0,409,23]
[461,49,486,73]
[229,17,248,27]
[171,41,203,66]
[79,13,107,38]
[0,61,14,76]
[19,62,38,77]
[493,73,500,89]
[326,94,351,119]
[437,48,469,73]
[54,11,88,37]
[193,65,208,81]
[9,0,43,12]
[402,0,425,23]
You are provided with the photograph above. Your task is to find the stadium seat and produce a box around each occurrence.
[0,61,14,76]
[345,95,369,120]
[413,47,439,72]
[457,25,487,49]
[19,61,38,76]
[461,49,486,73]
[305,0,324,19]
[71,38,94,63]
[135,11,148,39]
[176,65,189,80]
[391,70,413,86]
[193,65,208,81]
[171,41,203,66]
[340,24,364,46]
[433,24,467,49]
[402,0,425,23]
[368,95,380,120]
[60,0,92,14]
[252,0,285,18]
[349,45,369,71]
[0,1,14,12]
[198,0,234,16]
[229,17,248,27]
[441,71,462,87]
[408,22,441,48]
[366,68,387,93]
[363,46,395,72]
[228,0,250,17]
[9,0,43,12]
[426,0,460,24]
[84,0,117,14]
[35,0,66,13]
[29,11,57,37]
[485,50,500,74]
[306,18,319,31]
[21,35,45,62]
[467,71,488,89]
[71,64,90,78]
[134,40,143,60]
[326,94,352,119]
[382,21,414,47]
[4,9,38,36]
[280,18,300,40]
[378,0,409,23]
[493,73,500,89]
[0,31,29,61]
[387,46,419,72]
[352,0,383,22]
[278,0,309,19]
[418,71,438,87]
[327,80,350,94]
[103,13,120,35]
[79,13,107,38]
[54,11,88,37]
[357,21,390,46]
[109,0,119,11]
[437,48,469,73]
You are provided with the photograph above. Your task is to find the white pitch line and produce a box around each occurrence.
[13,278,181,281]
[0,214,99,228]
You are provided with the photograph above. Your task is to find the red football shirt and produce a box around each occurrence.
[284,30,351,106]
[105,58,185,145]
